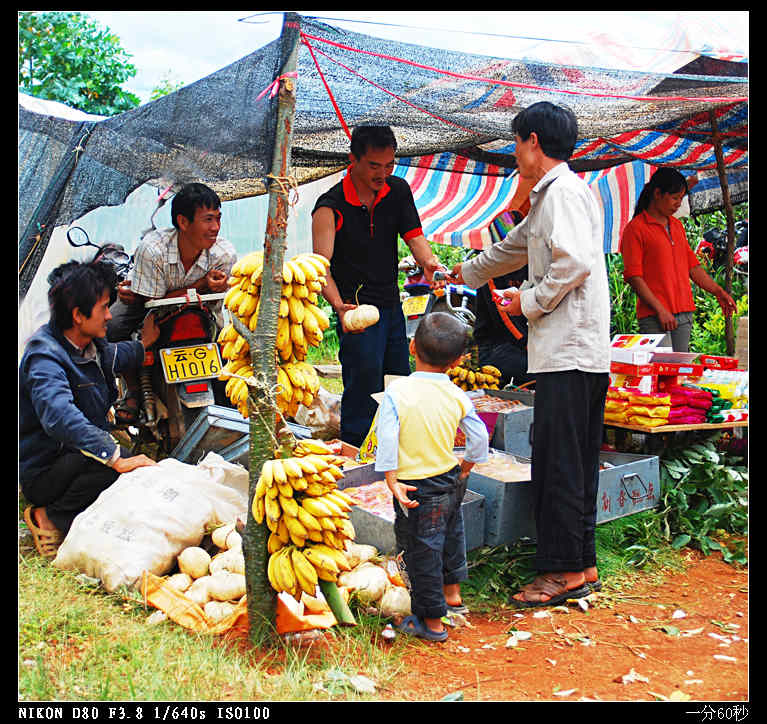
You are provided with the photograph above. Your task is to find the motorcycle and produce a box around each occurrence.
[67,226,228,454]
[695,219,748,269]
[398,255,476,337]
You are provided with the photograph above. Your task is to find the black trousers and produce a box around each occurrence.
[21,451,120,536]
[393,466,469,621]
[531,370,609,573]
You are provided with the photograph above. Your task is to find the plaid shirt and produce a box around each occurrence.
[129,227,237,298]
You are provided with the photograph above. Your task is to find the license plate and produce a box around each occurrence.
[402,295,429,317]
[160,343,223,384]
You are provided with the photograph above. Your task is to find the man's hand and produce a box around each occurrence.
[716,288,737,317]
[423,257,448,290]
[117,280,138,305]
[495,287,522,316]
[205,269,229,293]
[657,306,678,331]
[113,454,156,474]
[140,312,160,349]
[450,263,466,285]
[338,303,363,334]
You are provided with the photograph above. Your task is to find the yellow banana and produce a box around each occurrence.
[276,517,290,545]
[286,259,305,286]
[316,495,344,517]
[303,546,339,576]
[302,306,321,337]
[267,531,285,554]
[334,517,355,540]
[276,367,293,402]
[281,260,293,285]
[304,303,330,332]
[265,496,282,525]
[293,258,317,283]
[271,459,288,485]
[276,315,291,351]
[252,492,265,524]
[292,283,309,300]
[295,456,319,475]
[301,497,334,518]
[248,306,260,332]
[267,550,280,590]
[279,494,299,518]
[296,506,323,532]
[296,439,334,456]
[291,547,319,596]
[281,458,303,480]
[276,480,293,499]
[284,514,308,540]
[278,297,289,318]
[325,491,352,512]
[283,363,306,390]
[287,296,305,325]
[296,254,327,277]
[306,252,331,270]
[282,282,292,298]
[290,475,308,492]
[312,543,352,572]
[307,528,324,543]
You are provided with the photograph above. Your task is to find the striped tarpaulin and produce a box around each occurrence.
[395,158,684,253]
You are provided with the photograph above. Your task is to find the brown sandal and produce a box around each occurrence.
[23,506,63,558]
[509,573,590,609]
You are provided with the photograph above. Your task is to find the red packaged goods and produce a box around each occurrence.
[610,361,655,376]
[654,362,704,377]
[699,355,739,370]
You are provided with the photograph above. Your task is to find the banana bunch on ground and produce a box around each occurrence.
[447,363,502,391]
[217,251,332,419]
[253,440,357,600]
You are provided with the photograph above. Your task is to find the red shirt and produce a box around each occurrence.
[620,210,701,319]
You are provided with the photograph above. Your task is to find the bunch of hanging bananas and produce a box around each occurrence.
[217,251,332,419]
[447,363,502,391]
[255,439,357,599]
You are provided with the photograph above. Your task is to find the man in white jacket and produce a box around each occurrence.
[451,102,611,607]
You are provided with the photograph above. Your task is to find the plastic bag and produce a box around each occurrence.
[294,386,341,440]
[54,453,249,593]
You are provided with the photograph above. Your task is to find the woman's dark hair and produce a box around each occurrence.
[512,101,578,161]
[171,182,221,230]
[47,260,118,331]
[633,167,688,218]
[413,312,469,368]
[350,125,398,160]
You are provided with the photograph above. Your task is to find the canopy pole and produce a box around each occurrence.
[708,109,736,355]
[241,10,301,647]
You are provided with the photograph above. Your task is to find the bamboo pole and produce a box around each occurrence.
[708,108,736,355]
[240,11,301,646]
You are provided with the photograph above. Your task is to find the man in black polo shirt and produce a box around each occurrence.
[312,125,445,447]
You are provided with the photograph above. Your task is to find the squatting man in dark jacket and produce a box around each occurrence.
[19,259,159,557]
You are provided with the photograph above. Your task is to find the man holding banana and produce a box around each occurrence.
[312,125,445,448]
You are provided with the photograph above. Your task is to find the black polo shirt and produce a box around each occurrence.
[312,170,423,307]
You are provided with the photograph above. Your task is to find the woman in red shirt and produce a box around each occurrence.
[620,168,735,351]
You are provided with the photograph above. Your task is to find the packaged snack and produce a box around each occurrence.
[627,405,670,419]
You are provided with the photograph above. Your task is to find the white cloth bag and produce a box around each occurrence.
[53,452,249,592]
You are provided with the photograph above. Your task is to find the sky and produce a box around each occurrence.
[83,10,749,105]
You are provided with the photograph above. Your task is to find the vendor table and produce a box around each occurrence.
[605,420,747,454]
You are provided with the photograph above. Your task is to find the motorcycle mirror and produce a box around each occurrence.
[67,226,93,248]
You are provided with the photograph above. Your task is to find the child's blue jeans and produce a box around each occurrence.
[393,465,468,621]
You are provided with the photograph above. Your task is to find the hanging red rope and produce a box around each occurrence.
[302,33,483,137]
[301,34,352,140]
[300,31,748,105]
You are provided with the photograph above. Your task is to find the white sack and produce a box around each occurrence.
[53,452,249,592]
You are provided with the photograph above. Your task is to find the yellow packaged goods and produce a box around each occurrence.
[628,415,668,428]
[604,399,629,413]
[626,391,671,406]
[607,386,632,400]
[603,410,629,424]
[626,405,671,419]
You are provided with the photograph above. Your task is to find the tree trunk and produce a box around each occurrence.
[241,12,300,647]
[709,108,736,355]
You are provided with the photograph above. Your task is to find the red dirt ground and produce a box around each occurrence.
[374,550,748,702]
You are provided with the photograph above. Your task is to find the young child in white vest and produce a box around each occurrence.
[374,312,489,641]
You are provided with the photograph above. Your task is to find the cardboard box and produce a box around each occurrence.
[699,355,740,370]
[610,334,665,364]
[466,450,660,546]
[610,361,655,376]
[654,362,704,377]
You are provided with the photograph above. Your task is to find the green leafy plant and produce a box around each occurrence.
[18,11,141,115]
[606,253,639,336]
[657,436,748,565]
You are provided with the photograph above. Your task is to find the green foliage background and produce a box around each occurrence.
[19,11,142,116]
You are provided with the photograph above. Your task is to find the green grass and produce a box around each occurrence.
[18,553,410,702]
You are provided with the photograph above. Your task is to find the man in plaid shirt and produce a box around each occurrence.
[107,182,237,422]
